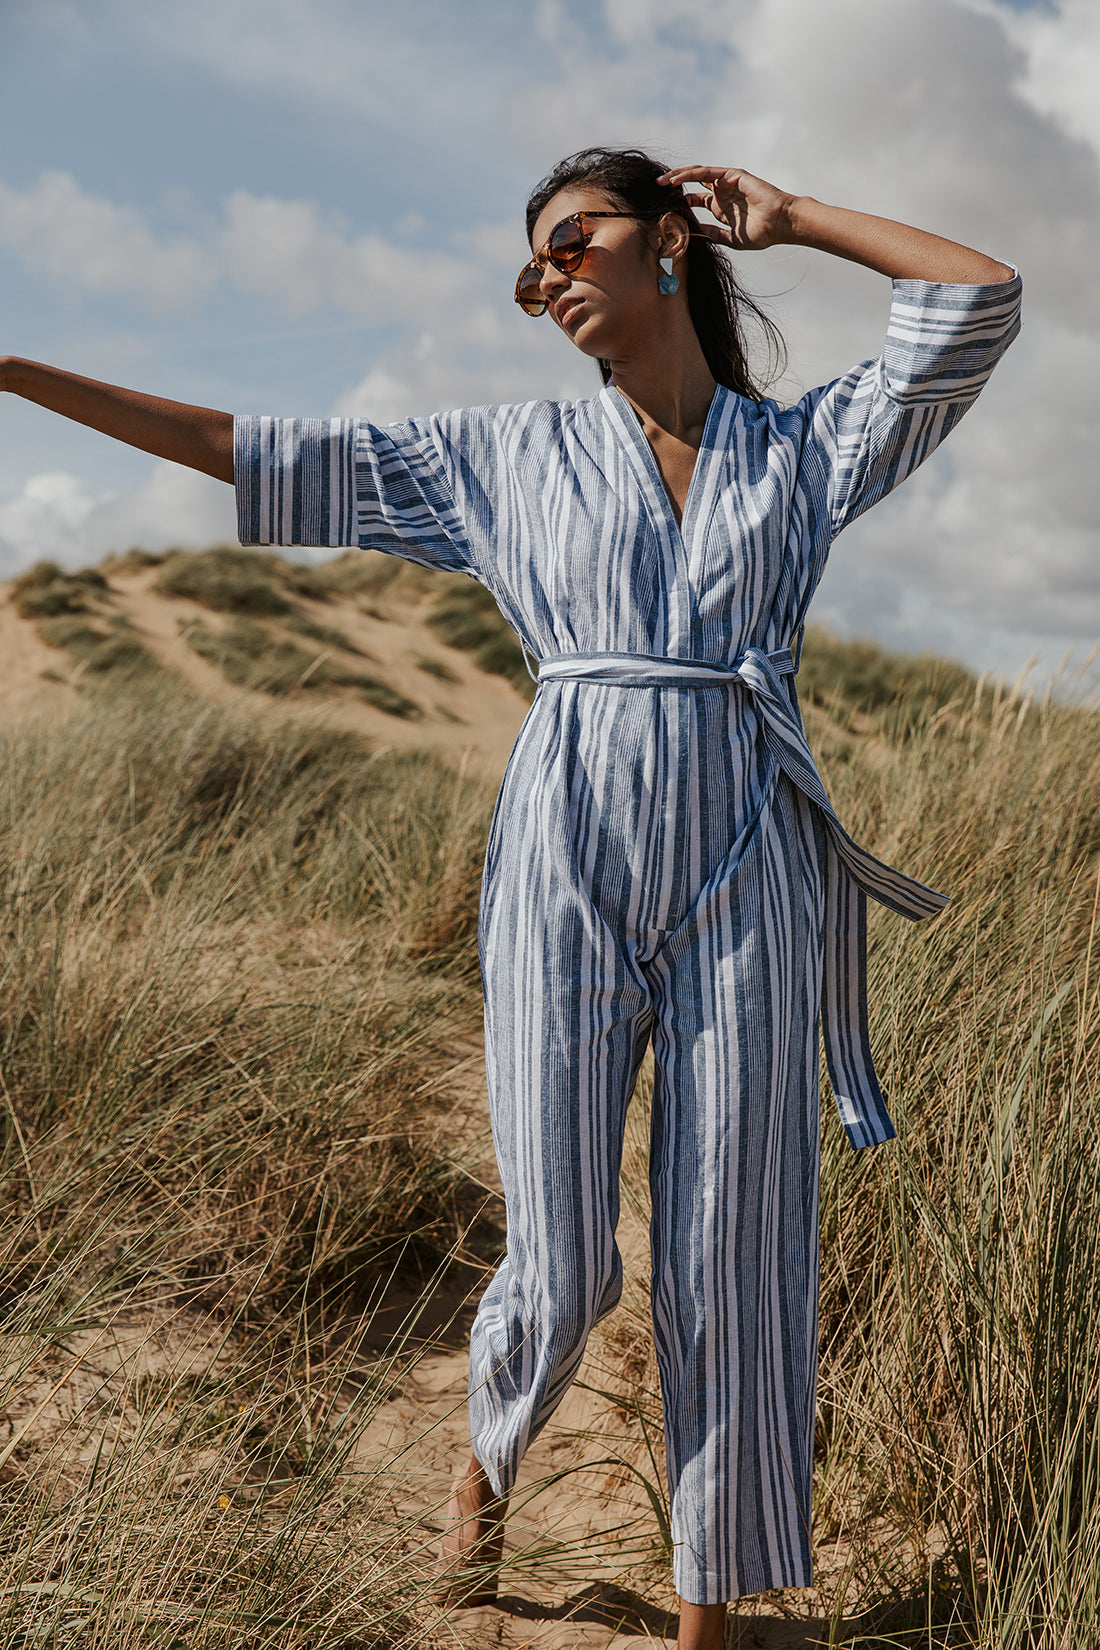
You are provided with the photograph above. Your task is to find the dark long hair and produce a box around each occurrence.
[525,147,786,401]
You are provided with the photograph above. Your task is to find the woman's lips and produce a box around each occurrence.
[556,295,584,328]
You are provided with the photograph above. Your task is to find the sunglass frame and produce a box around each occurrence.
[514,211,636,317]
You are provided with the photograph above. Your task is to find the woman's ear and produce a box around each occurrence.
[654,211,691,263]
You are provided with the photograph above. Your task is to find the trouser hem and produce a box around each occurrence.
[469,1436,510,1501]
[673,1560,813,1606]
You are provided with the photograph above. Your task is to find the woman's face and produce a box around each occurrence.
[528,185,667,362]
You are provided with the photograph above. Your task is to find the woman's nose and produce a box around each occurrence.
[539,260,569,302]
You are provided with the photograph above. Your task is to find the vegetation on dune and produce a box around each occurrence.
[282,610,367,655]
[157,547,537,706]
[427,579,535,699]
[0,690,496,1646]
[311,548,436,608]
[10,559,110,619]
[154,545,330,614]
[11,548,430,715]
[415,656,460,685]
[181,616,421,716]
[314,547,536,699]
[12,560,164,683]
[798,624,981,734]
[2,552,1098,1644]
[13,546,539,712]
[807,667,1100,1644]
[156,547,428,715]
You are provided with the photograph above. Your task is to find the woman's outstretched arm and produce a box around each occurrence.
[658,165,1014,284]
[0,357,234,482]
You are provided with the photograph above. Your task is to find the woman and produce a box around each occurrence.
[1,149,1019,1650]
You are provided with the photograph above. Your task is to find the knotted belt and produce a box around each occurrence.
[535,647,948,1149]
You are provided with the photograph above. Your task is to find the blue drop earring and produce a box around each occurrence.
[658,255,679,297]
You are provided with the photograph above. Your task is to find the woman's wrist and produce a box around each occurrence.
[781,196,877,256]
[780,195,822,249]
[0,358,44,396]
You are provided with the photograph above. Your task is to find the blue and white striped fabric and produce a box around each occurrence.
[236,272,1021,1603]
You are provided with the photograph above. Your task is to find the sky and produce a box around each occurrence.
[1,0,1098,689]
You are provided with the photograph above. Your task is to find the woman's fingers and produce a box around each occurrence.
[662,164,748,189]
[660,165,794,250]
[660,165,771,204]
[658,165,731,189]
[660,167,759,230]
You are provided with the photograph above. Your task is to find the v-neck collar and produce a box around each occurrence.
[598,381,727,549]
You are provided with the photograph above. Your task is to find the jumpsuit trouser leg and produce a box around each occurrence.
[646,781,825,1602]
[468,749,826,1603]
[469,881,654,1501]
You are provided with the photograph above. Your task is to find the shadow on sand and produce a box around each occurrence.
[494,1582,676,1636]
[489,1584,886,1647]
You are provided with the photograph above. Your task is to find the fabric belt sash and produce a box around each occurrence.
[535,648,948,1148]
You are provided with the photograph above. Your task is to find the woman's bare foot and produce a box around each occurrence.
[677,1598,727,1649]
[435,1452,508,1607]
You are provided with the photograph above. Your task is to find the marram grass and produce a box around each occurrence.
[0,688,495,1648]
[0,635,1098,1646]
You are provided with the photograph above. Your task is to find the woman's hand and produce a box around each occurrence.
[657,165,796,252]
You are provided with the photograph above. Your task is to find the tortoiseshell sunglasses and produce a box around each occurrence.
[514,211,636,317]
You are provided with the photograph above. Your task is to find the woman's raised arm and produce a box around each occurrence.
[0,357,234,483]
[658,165,1014,285]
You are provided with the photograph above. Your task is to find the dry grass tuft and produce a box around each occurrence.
[154,546,329,615]
[12,562,164,685]
[0,688,497,1645]
[179,616,420,715]
[427,582,535,700]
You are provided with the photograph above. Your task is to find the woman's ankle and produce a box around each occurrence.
[454,1455,504,1519]
[676,1598,727,1650]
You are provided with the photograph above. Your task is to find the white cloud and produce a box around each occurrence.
[0,462,236,576]
[112,0,531,167]
[982,0,1100,164]
[0,171,214,311]
[332,325,595,425]
[675,0,1100,677]
[218,192,490,327]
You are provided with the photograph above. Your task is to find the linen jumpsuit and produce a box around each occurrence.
[236,271,1022,1603]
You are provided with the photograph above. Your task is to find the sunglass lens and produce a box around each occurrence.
[548,217,587,272]
[515,265,547,316]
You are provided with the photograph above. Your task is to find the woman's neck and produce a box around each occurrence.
[606,322,716,443]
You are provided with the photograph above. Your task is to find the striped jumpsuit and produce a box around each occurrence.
[236,272,1022,1603]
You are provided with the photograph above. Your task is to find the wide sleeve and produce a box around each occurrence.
[800,270,1022,538]
[234,413,474,575]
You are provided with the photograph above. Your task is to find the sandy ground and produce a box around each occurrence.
[0,560,532,782]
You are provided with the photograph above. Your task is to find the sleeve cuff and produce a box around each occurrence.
[234,413,263,545]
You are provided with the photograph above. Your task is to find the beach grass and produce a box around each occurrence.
[0,688,495,1647]
[1,612,1098,1646]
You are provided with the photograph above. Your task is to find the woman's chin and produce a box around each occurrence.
[563,317,615,360]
